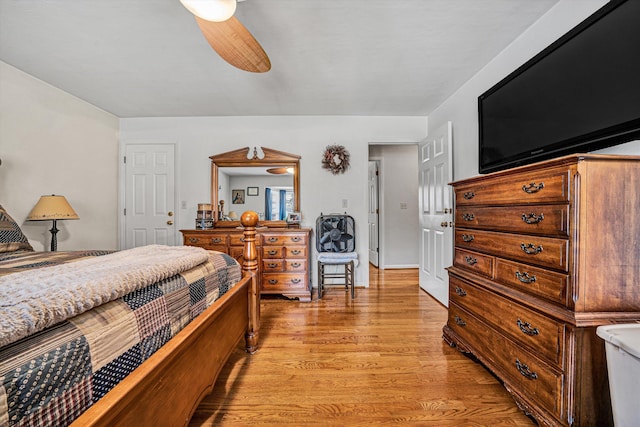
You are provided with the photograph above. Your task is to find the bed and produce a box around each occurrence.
[0,205,260,426]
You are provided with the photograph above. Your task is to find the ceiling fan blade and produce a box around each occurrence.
[195,16,271,73]
[267,167,288,174]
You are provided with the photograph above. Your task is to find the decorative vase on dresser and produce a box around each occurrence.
[181,227,312,302]
[443,154,640,426]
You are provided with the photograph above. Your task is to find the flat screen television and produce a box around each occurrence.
[478,0,640,174]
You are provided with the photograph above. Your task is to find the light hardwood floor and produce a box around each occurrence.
[190,266,536,426]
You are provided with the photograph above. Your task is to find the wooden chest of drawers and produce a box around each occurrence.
[181,227,312,301]
[443,154,640,426]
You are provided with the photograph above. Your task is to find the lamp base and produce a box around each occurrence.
[49,219,58,252]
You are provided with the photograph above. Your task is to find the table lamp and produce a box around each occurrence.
[27,195,79,251]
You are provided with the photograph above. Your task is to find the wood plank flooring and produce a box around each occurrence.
[190,266,536,426]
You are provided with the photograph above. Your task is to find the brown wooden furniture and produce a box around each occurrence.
[443,154,640,426]
[71,211,261,426]
[210,146,300,228]
[181,227,312,301]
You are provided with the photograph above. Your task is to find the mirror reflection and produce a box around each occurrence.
[218,167,294,221]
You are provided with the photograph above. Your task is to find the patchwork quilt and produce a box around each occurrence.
[0,248,241,426]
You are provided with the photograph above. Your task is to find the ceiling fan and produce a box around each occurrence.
[180,0,271,73]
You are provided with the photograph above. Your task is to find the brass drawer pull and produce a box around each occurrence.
[517,319,540,336]
[515,359,538,380]
[464,256,478,266]
[454,316,466,326]
[291,262,301,268]
[268,279,279,284]
[522,213,544,224]
[462,234,474,242]
[521,243,543,255]
[522,182,545,194]
[454,286,467,297]
[267,263,279,268]
[211,237,223,244]
[240,237,245,242]
[515,271,536,284]
[291,278,301,284]
[463,191,475,200]
[268,237,279,243]
[188,237,199,244]
[268,250,278,255]
[291,236,302,242]
[291,250,301,255]
[462,213,475,221]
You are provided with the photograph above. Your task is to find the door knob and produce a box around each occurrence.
[167,220,174,225]
[168,211,174,217]
[440,221,449,227]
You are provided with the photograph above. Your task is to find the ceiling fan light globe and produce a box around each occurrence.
[180,0,237,22]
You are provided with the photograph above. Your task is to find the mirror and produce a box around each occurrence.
[210,147,300,227]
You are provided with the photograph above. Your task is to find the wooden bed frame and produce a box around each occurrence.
[71,211,261,426]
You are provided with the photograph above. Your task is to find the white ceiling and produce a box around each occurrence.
[0,0,559,118]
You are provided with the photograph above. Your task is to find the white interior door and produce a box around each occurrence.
[368,160,380,267]
[124,144,176,249]
[418,122,453,306]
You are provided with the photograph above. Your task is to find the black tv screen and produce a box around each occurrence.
[478,0,640,174]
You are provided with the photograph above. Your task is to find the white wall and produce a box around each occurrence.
[427,0,639,180]
[119,116,427,287]
[0,61,119,251]
[369,144,419,268]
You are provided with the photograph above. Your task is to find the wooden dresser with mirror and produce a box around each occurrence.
[180,147,312,302]
[443,154,640,426]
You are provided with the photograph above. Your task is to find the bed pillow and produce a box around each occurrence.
[0,204,34,253]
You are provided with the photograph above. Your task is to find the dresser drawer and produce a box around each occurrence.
[455,204,569,237]
[262,247,284,258]
[183,233,227,251]
[450,277,564,366]
[229,233,247,246]
[455,229,569,271]
[285,246,307,258]
[285,259,306,272]
[448,303,563,416]
[263,260,284,271]
[455,167,570,206]
[495,259,569,306]
[453,249,494,278]
[263,273,307,290]
[262,234,308,246]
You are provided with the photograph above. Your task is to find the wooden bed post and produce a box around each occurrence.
[241,211,260,353]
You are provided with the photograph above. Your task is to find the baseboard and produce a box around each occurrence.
[379,264,419,270]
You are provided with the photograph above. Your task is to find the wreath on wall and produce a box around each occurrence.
[321,144,350,175]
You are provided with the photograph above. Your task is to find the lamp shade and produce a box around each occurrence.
[27,195,79,221]
[180,0,236,22]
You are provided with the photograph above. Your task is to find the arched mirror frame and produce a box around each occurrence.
[210,146,300,228]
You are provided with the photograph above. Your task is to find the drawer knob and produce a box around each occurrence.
[462,213,475,221]
[522,182,545,194]
[291,236,301,242]
[515,359,538,380]
[291,262,301,268]
[522,213,544,224]
[291,278,301,284]
[517,319,540,336]
[188,237,199,244]
[521,243,543,255]
[454,316,467,326]
[462,234,474,242]
[464,256,478,266]
[463,191,475,200]
[515,271,537,284]
[268,237,279,243]
[267,263,278,268]
[291,250,301,255]
[211,237,223,243]
[454,286,467,297]
[268,279,279,284]
[268,250,278,255]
